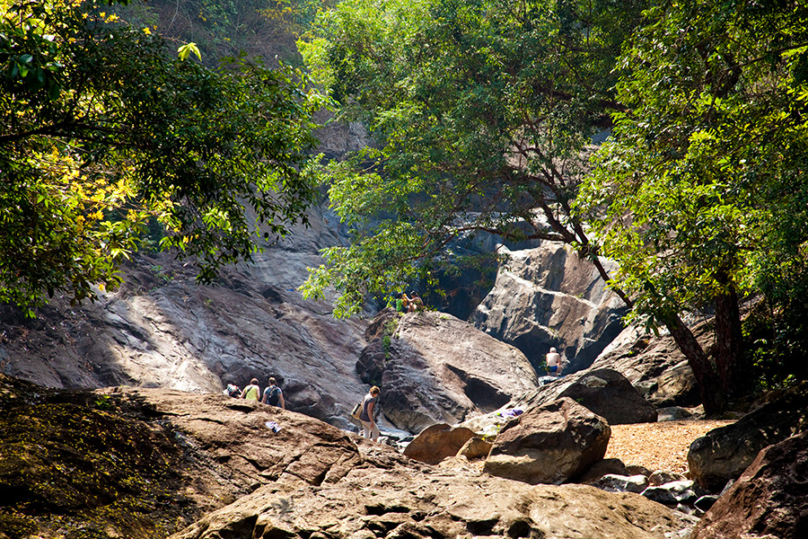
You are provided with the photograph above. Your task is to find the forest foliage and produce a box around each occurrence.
[3,0,808,406]
[1,0,326,313]
[300,0,808,407]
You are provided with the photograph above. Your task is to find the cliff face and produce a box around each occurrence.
[0,201,372,430]
[472,243,629,374]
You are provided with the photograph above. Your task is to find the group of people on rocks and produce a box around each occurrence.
[224,376,285,409]
[224,375,382,443]
[395,291,424,313]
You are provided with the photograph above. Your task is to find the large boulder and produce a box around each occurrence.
[472,243,628,374]
[402,424,476,465]
[357,310,539,433]
[483,397,611,485]
[688,383,808,491]
[691,430,808,539]
[557,369,658,425]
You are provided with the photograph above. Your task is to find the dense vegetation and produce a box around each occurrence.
[300,0,808,412]
[1,0,325,313]
[2,0,807,413]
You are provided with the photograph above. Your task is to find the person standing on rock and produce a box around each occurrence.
[240,378,261,401]
[545,347,563,376]
[360,386,381,441]
[262,377,285,409]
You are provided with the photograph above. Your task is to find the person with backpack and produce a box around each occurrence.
[223,379,241,398]
[240,378,261,401]
[359,386,381,441]
[262,377,285,409]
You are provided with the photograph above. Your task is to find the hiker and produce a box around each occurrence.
[240,378,261,401]
[262,377,285,409]
[359,385,381,441]
[409,291,424,312]
[545,347,563,376]
[223,380,240,398]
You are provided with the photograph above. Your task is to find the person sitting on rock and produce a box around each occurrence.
[240,378,261,401]
[223,379,240,398]
[395,293,406,313]
[409,291,424,312]
[545,347,563,376]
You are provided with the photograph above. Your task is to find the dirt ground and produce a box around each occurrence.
[604,419,735,474]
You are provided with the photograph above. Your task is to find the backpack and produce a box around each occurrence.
[351,401,362,419]
[267,386,282,406]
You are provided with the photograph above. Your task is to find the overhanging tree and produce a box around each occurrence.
[298,0,648,317]
[575,0,808,411]
[1,0,326,313]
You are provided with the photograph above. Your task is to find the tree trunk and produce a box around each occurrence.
[662,313,725,416]
[714,274,743,398]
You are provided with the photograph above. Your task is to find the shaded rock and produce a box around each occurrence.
[456,436,492,461]
[577,458,629,484]
[648,471,686,486]
[472,243,628,374]
[688,382,808,491]
[358,311,539,433]
[593,474,649,494]
[557,368,658,425]
[591,320,711,408]
[654,361,700,408]
[691,430,808,539]
[626,464,653,477]
[657,406,694,422]
[483,397,611,485]
[694,495,719,513]
[641,480,704,506]
[402,424,476,465]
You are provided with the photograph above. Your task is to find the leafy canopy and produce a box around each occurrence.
[1,0,326,313]
[299,0,647,316]
[576,0,808,329]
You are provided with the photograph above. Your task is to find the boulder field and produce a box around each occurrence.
[0,374,695,539]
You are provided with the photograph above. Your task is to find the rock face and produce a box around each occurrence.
[357,311,539,433]
[402,424,476,465]
[472,243,629,373]
[0,374,698,539]
[557,369,658,425]
[688,383,808,491]
[691,430,808,539]
[0,202,374,431]
[483,397,611,485]
[590,321,708,408]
